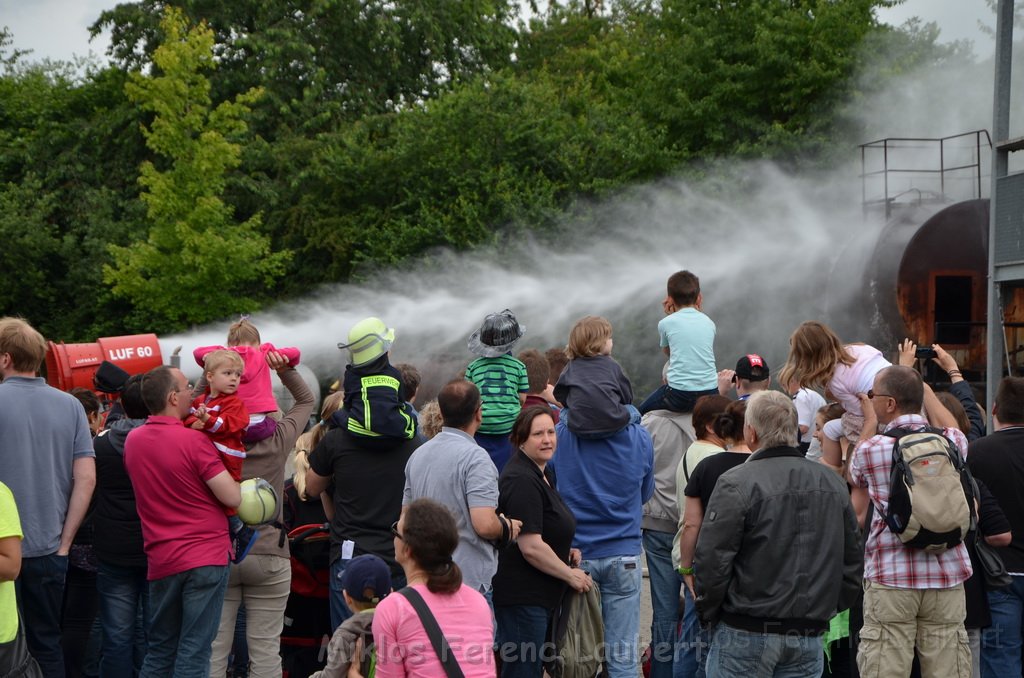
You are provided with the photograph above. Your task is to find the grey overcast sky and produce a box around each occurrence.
[0,0,1000,66]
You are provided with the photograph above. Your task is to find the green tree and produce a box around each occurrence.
[0,27,28,70]
[91,0,518,129]
[0,60,148,340]
[620,0,889,159]
[104,7,289,332]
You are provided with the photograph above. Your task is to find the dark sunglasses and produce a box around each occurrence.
[390,521,403,541]
[866,390,894,401]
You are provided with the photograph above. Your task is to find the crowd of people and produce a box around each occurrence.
[0,266,1022,678]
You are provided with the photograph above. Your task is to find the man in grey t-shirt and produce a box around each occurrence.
[0,317,95,675]
[402,379,521,598]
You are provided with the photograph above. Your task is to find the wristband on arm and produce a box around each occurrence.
[490,513,513,549]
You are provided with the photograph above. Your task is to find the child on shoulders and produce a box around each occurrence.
[184,349,257,563]
[638,270,718,415]
[779,321,892,470]
[330,317,417,448]
[194,318,300,444]
[466,309,529,472]
[554,316,639,438]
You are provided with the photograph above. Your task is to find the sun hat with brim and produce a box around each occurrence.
[467,309,525,358]
[338,317,395,366]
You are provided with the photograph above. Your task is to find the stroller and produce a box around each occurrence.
[280,523,333,677]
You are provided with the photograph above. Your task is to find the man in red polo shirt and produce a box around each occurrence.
[125,365,241,677]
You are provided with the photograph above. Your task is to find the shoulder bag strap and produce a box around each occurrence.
[398,587,466,678]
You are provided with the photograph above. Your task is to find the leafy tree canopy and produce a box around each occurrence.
[103,7,289,332]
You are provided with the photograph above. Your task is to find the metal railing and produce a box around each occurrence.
[860,130,993,218]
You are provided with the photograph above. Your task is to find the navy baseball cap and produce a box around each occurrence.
[339,554,392,604]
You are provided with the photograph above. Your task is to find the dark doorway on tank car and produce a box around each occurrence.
[933,274,975,345]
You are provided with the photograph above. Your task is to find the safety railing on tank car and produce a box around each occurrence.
[860,130,993,219]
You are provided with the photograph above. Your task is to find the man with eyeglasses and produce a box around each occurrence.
[848,365,970,677]
[124,365,242,677]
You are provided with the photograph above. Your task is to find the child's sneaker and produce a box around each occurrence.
[231,524,259,564]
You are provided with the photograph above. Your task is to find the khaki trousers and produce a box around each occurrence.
[857,580,971,678]
[209,554,292,678]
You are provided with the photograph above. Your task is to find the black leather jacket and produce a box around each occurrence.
[694,445,862,634]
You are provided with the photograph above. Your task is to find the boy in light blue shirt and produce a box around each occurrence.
[638,270,718,414]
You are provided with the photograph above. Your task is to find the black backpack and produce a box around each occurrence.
[881,426,976,553]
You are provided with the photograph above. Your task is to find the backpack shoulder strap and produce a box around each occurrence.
[359,629,377,678]
[397,588,465,678]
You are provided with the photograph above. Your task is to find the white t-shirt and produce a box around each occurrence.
[823,418,845,442]
[794,388,826,455]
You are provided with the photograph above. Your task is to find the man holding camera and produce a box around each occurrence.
[849,365,970,677]
[717,354,771,400]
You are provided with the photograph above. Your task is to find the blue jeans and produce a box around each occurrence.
[15,552,68,677]
[580,554,643,678]
[675,583,708,678]
[706,623,822,678]
[141,565,229,678]
[62,562,99,678]
[639,387,718,416]
[981,576,1024,677]
[97,561,150,678]
[495,605,550,678]
[643,530,680,678]
[329,557,353,631]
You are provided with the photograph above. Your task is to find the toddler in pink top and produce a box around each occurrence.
[194,318,300,444]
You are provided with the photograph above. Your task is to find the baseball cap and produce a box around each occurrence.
[735,354,770,382]
[339,554,392,604]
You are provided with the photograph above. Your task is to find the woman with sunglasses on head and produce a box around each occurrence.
[492,405,592,678]
[372,498,495,678]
